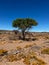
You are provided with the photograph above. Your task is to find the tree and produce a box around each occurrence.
[12,18,38,40]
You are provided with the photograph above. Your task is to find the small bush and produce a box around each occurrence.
[32,60,45,65]
[16,46,22,50]
[41,48,49,54]
[32,37,38,41]
[23,52,46,65]
[0,49,7,56]
[31,56,46,65]
[44,36,49,40]
[24,45,32,48]
[5,53,25,62]
[17,53,25,59]
[23,57,30,65]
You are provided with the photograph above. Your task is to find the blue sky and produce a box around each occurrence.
[0,0,49,32]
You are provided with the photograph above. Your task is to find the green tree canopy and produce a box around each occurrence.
[12,18,38,40]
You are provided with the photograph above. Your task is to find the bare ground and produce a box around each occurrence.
[0,32,49,65]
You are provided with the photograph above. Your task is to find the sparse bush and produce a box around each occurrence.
[23,52,46,65]
[32,60,45,65]
[45,36,49,40]
[32,61,38,65]
[23,52,36,65]
[6,54,17,62]
[32,56,46,65]
[29,52,36,58]
[16,46,22,50]
[41,48,49,54]
[23,57,30,65]
[24,44,32,48]
[37,59,46,65]
[0,49,7,56]
[17,53,25,59]
[32,37,38,41]
[5,53,25,62]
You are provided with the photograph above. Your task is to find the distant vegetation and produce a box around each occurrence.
[12,18,38,40]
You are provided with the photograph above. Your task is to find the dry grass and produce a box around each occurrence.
[24,44,32,48]
[16,46,22,50]
[41,48,49,54]
[45,36,49,40]
[23,56,46,65]
[23,51,46,65]
[5,54,18,62]
[0,49,7,56]
[5,53,25,62]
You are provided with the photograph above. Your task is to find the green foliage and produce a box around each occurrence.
[12,18,38,30]
[12,18,38,40]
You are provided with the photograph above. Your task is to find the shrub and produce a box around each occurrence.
[17,53,25,60]
[23,57,30,65]
[0,49,7,56]
[6,54,17,62]
[23,52,36,65]
[32,60,45,65]
[45,36,49,40]
[31,56,46,65]
[5,53,25,62]
[16,46,22,50]
[23,52,46,65]
[32,37,38,41]
[41,48,49,54]
[24,44,32,48]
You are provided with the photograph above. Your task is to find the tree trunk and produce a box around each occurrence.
[22,30,25,40]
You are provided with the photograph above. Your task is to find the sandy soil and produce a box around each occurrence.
[0,59,25,65]
[0,32,49,65]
